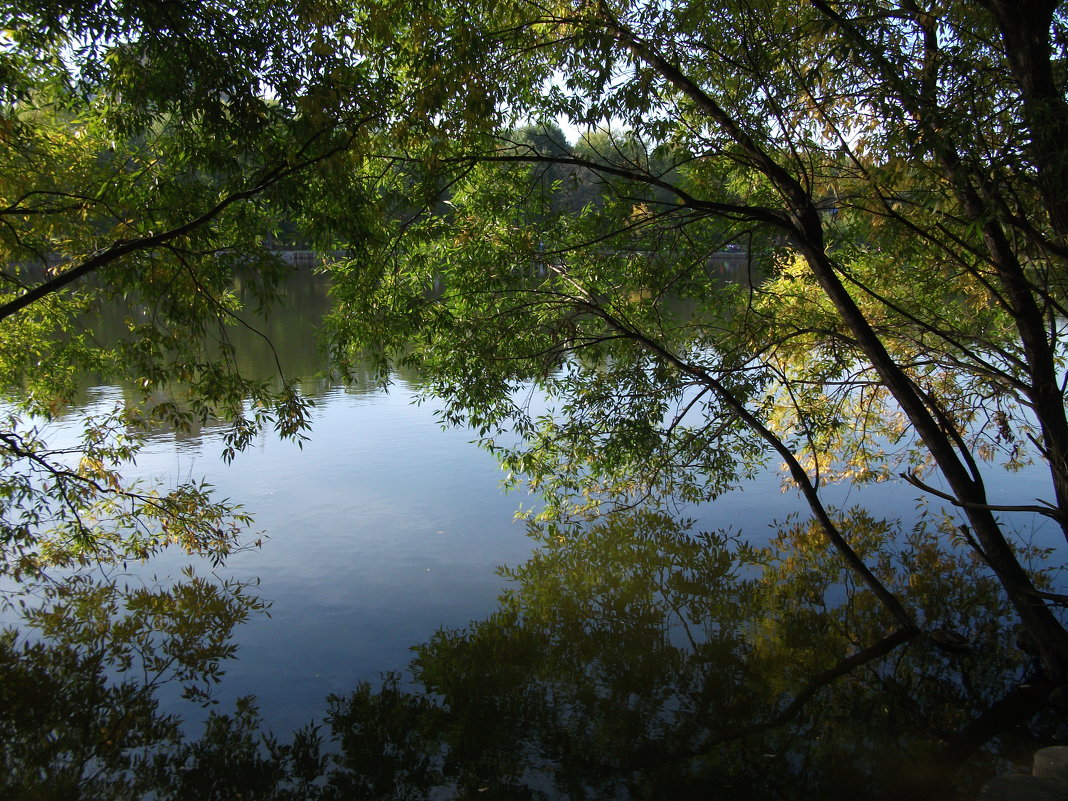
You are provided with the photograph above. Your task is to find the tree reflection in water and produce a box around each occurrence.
[329,509,1065,800]
[0,570,320,800]
[3,509,1066,799]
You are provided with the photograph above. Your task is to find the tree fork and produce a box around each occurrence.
[611,10,1068,681]
[792,236,1068,681]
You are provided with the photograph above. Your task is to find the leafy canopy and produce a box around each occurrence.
[325,0,1068,679]
[0,0,392,580]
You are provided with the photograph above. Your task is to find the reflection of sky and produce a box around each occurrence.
[121,380,535,735]
[49,374,1059,737]
[5,276,1066,735]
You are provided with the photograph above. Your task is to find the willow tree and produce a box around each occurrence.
[0,0,394,586]
[329,0,1068,691]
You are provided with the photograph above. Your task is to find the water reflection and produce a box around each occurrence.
[5,267,1066,798]
[5,507,1062,799]
[0,568,266,799]
[324,509,1065,800]
[76,267,442,414]
[68,269,380,437]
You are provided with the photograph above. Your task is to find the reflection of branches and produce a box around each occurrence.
[1,565,267,795]
[937,677,1058,771]
[703,626,918,747]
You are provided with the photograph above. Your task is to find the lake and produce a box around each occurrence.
[45,271,865,733]
[5,268,1066,797]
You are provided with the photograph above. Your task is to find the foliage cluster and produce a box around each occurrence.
[325,0,1068,685]
[3,0,1068,797]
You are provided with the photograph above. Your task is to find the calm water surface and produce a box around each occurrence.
[19,271,1065,738]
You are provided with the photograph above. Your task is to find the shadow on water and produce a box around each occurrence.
[3,507,1065,800]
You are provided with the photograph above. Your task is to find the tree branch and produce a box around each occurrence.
[900,470,1063,521]
[703,626,918,746]
[0,131,356,323]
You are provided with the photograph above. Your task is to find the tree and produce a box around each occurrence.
[5,0,1068,787]
[0,0,386,584]
[0,6,392,789]
[328,0,1068,708]
[0,571,269,799]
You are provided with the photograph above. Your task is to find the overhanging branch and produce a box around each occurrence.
[0,130,357,323]
[900,470,1064,521]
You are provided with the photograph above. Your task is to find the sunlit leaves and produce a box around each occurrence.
[0,409,261,589]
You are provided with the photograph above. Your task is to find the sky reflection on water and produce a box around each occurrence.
[6,272,1064,739]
